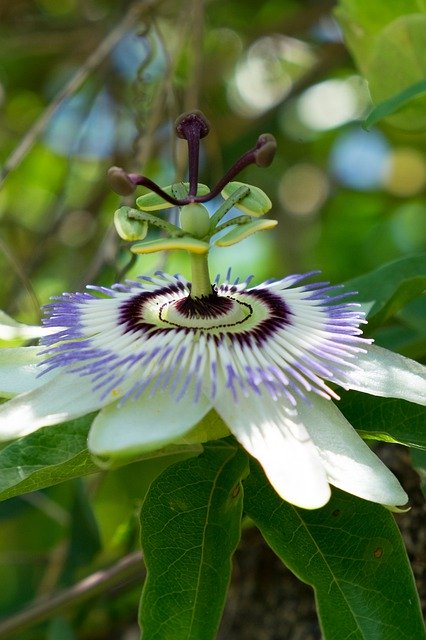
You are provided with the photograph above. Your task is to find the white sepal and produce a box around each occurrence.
[0,347,54,397]
[88,384,212,460]
[0,373,108,440]
[297,394,408,506]
[342,344,426,405]
[214,388,331,509]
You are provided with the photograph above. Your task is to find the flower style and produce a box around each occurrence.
[0,112,425,510]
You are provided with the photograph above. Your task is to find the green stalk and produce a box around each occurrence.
[189,252,212,298]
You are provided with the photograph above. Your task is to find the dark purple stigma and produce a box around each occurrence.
[175,111,210,198]
[108,111,276,206]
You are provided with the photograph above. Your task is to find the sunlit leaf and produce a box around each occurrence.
[363,79,426,128]
[336,2,426,130]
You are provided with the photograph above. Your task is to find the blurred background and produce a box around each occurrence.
[0,0,424,638]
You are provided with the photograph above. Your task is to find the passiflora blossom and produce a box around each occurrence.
[0,270,425,509]
[0,111,424,509]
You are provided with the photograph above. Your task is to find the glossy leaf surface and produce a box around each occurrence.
[244,461,426,640]
[139,440,248,640]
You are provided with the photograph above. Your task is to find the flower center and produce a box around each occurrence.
[160,293,253,330]
[117,280,291,342]
[139,290,256,332]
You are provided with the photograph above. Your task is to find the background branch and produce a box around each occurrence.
[0,0,163,188]
[0,552,145,639]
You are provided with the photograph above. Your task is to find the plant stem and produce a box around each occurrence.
[0,552,144,639]
[189,252,212,298]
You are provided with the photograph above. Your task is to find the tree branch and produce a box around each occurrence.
[0,0,164,188]
[0,551,145,638]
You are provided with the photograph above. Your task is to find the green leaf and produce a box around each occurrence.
[47,617,76,640]
[0,416,99,501]
[335,0,426,70]
[244,462,426,640]
[338,392,426,449]
[336,2,426,131]
[139,440,248,640]
[363,79,426,128]
[367,14,426,131]
[344,254,426,329]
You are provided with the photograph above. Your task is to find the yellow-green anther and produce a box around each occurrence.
[131,236,210,255]
[114,208,148,241]
[215,218,277,247]
[213,214,252,236]
[221,181,272,216]
[136,183,210,211]
[179,203,211,238]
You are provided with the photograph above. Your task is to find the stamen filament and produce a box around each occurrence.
[209,185,250,228]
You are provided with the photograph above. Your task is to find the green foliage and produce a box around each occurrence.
[0,416,97,501]
[336,0,426,130]
[139,441,248,640]
[364,79,426,129]
[339,393,426,449]
[244,462,426,640]
[344,254,426,329]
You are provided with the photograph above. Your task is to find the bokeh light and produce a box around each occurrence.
[297,76,370,131]
[383,148,426,197]
[45,91,117,158]
[390,203,426,252]
[279,163,329,216]
[229,35,316,117]
[330,128,390,190]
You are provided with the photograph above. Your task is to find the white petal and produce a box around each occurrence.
[214,390,330,509]
[0,310,57,340]
[0,347,56,397]
[0,373,109,440]
[297,395,408,506]
[342,344,426,405]
[88,386,212,459]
